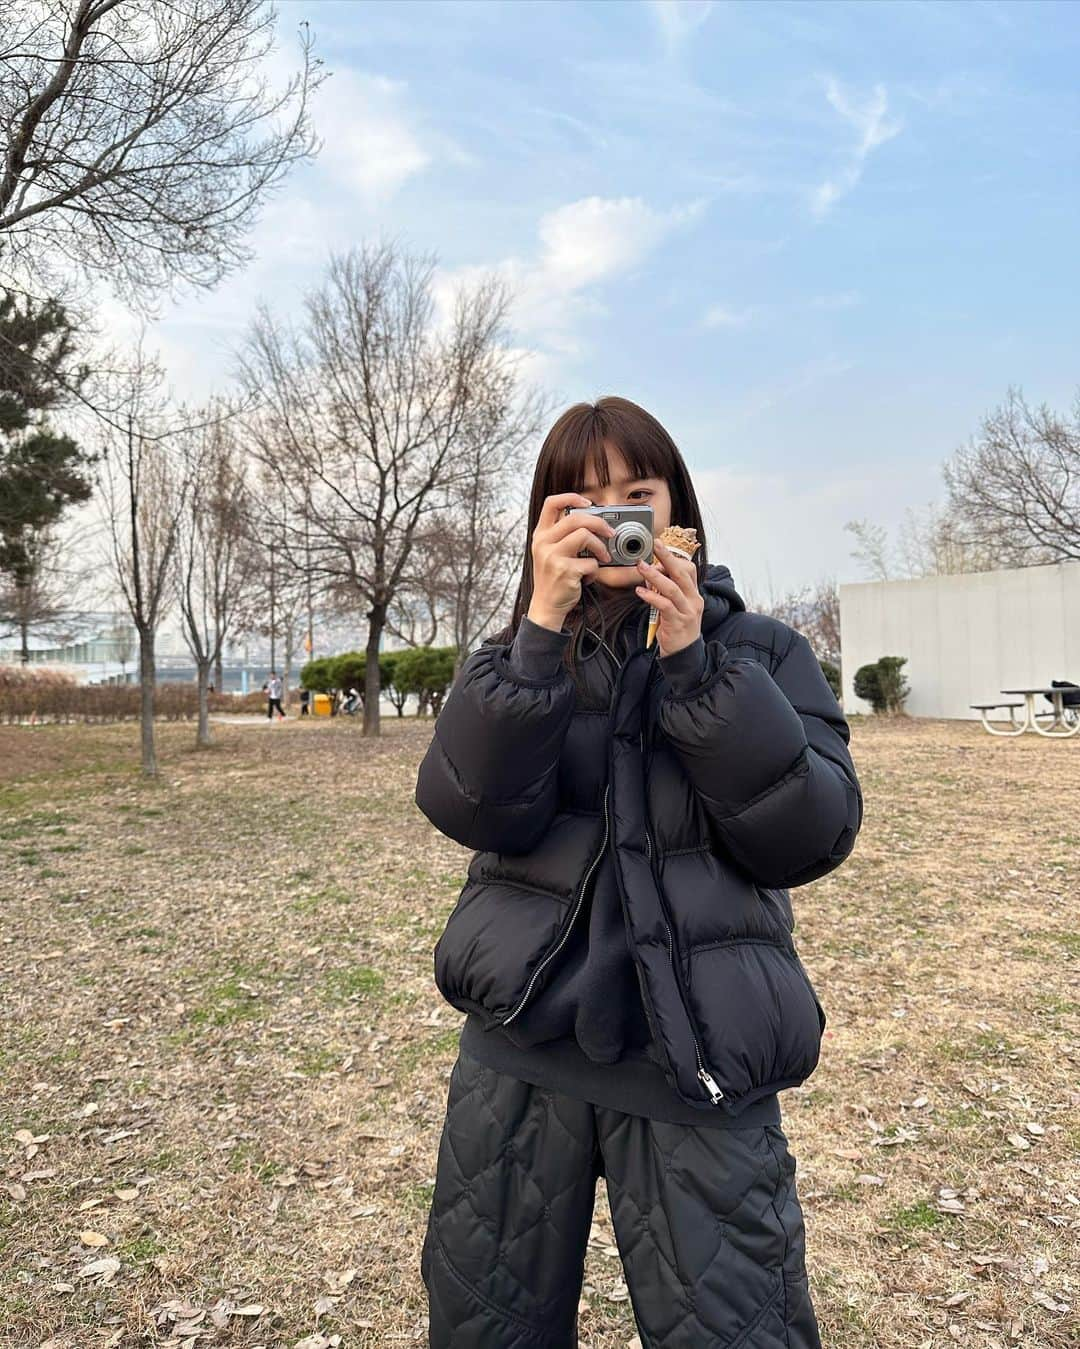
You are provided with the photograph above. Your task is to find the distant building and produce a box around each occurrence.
[0,609,411,700]
[0,612,139,684]
[839,560,1080,719]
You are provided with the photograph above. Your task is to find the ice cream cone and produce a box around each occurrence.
[645,526,701,649]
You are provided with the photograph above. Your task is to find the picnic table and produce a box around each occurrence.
[972,686,1080,738]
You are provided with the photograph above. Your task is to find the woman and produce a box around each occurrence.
[415,396,863,1347]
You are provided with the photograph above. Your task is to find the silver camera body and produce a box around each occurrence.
[563,503,653,567]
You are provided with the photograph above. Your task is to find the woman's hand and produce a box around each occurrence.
[528,493,617,630]
[635,539,704,658]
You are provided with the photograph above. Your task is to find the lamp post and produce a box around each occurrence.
[269,539,276,673]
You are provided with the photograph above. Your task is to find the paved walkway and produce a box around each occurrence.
[207,714,320,725]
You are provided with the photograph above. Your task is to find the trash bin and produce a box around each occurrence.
[313,692,332,717]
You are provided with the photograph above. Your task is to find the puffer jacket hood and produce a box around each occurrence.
[700,560,745,626]
[415,560,862,1117]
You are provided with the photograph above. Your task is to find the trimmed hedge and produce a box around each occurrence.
[300,644,459,715]
[0,667,196,723]
[0,667,304,723]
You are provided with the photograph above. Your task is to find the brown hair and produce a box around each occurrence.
[488,395,709,678]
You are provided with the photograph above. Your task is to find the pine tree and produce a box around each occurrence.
[0,291,93,661]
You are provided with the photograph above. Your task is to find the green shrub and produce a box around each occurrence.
[299,656,338,694]
[854,655,909,714]
[393,645,457,715]
[877,656,910,712]
[853,663,884,711]
[379,650,410,716]
[819,659,841,701]
[330,651,367,696]
[300,644,459,715]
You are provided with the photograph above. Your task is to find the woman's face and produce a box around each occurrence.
[578,443,671,591]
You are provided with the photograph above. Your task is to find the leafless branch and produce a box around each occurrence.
[0,0,324,310]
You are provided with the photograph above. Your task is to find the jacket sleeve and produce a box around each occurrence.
[414,617,576,854]
[656,628,862,888]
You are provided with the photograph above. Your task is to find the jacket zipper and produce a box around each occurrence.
[500,781,610,1026]
[501,626,617,1025]
[640,723,725,1104]
[606,625,725,1104]
[517,624,725,1104]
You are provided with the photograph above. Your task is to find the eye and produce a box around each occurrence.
[629,489,652,500]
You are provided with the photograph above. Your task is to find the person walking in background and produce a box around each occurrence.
[266,671,286,721]
[299,687,311,717]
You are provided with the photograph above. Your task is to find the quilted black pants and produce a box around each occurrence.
[421,1047,821,1348]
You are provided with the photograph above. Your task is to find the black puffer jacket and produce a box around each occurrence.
[415,563,863,1117]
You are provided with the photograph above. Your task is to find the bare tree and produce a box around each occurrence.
[0,521,64,657]
[844,517,891,581]
[0,0,323,310]
[743,575,841,667]
[944,386,1078,566]
[97,346,191,775]
[236,241,538,736]
[229,464,322,701]
[386,395,546,672]
[807,577,841,668]
[895,499,1000,577]
[174,400,257,746]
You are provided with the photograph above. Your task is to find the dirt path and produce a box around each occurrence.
[1,715,1077,1347]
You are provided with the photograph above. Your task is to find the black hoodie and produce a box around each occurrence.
[458,564,782,1128]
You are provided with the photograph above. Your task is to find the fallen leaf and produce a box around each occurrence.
[76,1256,121,1283]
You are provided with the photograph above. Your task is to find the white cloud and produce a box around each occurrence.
[314,70,431,205]
[432,195,704,382]
[811,78,902,219]
[256,23,448,204]
[648,0,717,57]
[536,196,699,290]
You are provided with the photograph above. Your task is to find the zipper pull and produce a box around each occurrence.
[697,1067,725,1103]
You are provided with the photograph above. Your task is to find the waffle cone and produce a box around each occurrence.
[656,525,700,558]
[645,525,701,648]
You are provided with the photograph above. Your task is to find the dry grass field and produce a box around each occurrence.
[1,713,1077,1348]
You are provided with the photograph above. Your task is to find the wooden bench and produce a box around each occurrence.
[970,702,1025,736]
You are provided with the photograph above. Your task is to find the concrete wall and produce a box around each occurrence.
[839,562,1080,719]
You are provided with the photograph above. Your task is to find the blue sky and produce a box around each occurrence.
[123,0,1080,597]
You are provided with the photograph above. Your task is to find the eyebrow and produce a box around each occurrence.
[580,475,652,492]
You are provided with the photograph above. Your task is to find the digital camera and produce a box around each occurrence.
[563,503,653,566]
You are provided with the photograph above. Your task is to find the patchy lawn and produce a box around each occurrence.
[1,714,1077,1347]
